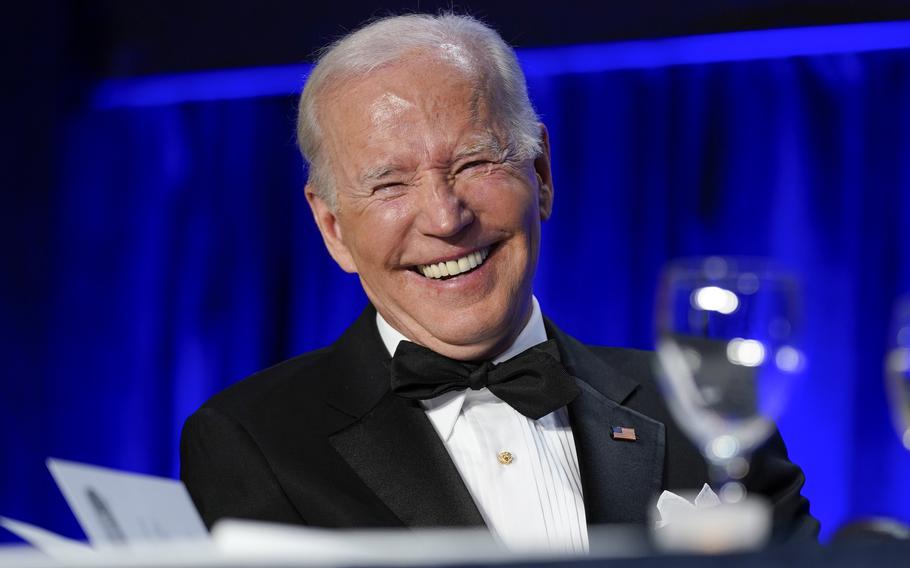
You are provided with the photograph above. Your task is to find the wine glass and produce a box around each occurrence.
[654,256,805,503]
[885,295,910,451]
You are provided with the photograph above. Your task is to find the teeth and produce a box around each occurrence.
[418,247,490,279]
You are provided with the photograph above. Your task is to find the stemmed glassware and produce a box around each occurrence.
[885,295,910,451]
[654,257,805,503]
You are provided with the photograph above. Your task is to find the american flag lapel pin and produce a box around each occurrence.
[611,426,637,441]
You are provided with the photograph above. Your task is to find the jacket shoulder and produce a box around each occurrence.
[585,345,655,378]
[198,346,334,421]
[582,344,665,401]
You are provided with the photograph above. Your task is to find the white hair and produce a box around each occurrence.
[296,13,542,210]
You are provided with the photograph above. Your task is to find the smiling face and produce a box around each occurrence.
[307,52,553,360]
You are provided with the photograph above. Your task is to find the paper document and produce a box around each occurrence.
[46,458,208,546]
[0,516,93,561]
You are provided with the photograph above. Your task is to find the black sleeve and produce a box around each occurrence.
[180,407,305,529]
[747,430,821,542]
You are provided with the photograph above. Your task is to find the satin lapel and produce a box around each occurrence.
[329,393,485,527]
[546,320,666,524]
[325,306,485,528]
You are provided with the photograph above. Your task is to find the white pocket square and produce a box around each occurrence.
[654,483,720,528]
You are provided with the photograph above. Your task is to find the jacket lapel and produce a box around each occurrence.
[329,393,485,527]
[547,320,666,524]
[319,307,665,528]
[324,306,485,528]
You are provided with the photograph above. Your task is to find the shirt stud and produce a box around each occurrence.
[497,451,514,465]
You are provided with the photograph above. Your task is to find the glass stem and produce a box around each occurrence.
[708,459,746,503]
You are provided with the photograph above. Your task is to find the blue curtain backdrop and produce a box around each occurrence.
[3,23,910,542]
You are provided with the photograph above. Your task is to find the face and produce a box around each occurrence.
[307,53,554,360]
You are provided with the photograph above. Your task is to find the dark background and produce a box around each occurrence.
[22,1,910,77]
[4,0,910,546]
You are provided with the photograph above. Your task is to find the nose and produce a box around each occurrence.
[415,176,474,237]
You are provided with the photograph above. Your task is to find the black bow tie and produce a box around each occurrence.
[390,339,580,419]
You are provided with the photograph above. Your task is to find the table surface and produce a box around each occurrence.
[1,540,909,568]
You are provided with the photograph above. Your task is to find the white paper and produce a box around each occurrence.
[0,516,94,561]
[46,458,208,547]
[214,519,529,565]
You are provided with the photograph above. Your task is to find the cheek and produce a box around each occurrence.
[376,198,413,224]
[347,200,414,266]
[469,178,538,227]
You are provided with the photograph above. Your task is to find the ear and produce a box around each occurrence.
[533,123,554,221]
[305,185,358,273]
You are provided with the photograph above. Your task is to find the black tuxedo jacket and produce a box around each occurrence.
[181,306,818,539]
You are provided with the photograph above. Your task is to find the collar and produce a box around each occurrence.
[376,296,548,440]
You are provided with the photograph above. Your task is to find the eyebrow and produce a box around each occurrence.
[453,134,504,161]
[358,134,507,185]
[360,164,403,185]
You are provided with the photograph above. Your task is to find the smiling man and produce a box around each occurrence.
[305,47,548,362]
[180,13,818,551]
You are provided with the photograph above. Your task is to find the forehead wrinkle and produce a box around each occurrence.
[331,56,507,191]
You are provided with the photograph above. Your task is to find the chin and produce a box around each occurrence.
[417,301,528,358]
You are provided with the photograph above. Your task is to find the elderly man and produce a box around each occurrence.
[180,13,817,551]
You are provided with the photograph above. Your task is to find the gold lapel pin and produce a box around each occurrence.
[497,451,514,465]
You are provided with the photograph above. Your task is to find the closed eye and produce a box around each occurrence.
[373,182,405,193]
[456,160,492,174]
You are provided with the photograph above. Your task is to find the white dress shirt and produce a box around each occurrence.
[377,297,588,552]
